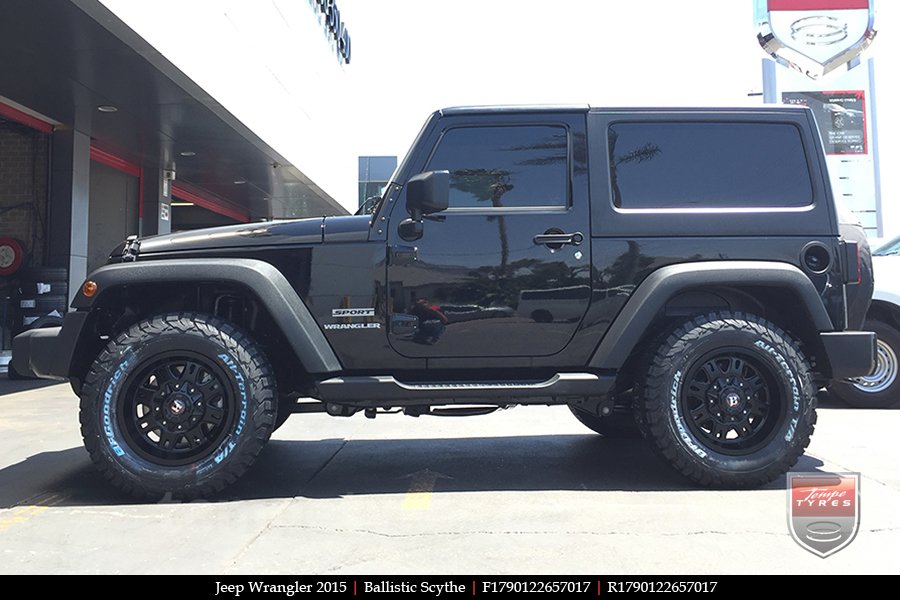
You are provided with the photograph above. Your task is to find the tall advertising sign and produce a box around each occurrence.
[756,0,876,79]
[757,1,881,235]
[782,90,867,154]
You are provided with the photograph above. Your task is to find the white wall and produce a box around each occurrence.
[99,0,899,232]
[338,0,899,238]
[100,0,358,212]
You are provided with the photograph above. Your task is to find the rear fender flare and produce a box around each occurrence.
[588,261,834,369]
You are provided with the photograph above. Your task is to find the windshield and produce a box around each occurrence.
[874,235,900,256]
[360,114,438,222]
[355,181,400,216]
[355,193,382,216]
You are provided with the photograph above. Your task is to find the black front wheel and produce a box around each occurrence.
[637,312,816,488]
[80,313,277,499]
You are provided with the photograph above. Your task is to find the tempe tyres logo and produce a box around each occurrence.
[788,473,860,557]
[756,0,876,79]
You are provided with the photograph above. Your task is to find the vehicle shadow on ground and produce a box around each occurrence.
[0,434,826,508]
[0,376,62,396]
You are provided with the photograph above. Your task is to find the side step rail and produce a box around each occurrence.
[315,373,613,405]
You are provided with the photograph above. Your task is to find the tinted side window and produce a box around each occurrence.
[608,122,813,209]
[426,125,567,209]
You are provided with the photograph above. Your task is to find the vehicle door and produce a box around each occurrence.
[386,113,592,358]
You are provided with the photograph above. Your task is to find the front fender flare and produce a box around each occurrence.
[74,258,342,374]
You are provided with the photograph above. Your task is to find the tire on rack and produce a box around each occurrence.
[79,312,277,499]
[636,311,816,488]
[568,404,641,438]
[830,317,900,408]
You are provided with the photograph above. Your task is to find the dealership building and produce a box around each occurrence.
[0,0,354,357]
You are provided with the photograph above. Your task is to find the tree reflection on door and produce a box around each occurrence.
[450,168,513,276]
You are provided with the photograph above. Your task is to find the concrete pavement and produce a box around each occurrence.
[0,378,898,574]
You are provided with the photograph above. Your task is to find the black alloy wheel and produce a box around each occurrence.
[682,350,782,455]
[80,313,276,499]
[637,311,816,488]
[120,353,236,466]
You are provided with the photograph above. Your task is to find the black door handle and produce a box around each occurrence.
[533,231,584,247]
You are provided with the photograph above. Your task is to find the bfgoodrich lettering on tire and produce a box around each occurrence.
[637,312,817,488]
[79,313,276,499]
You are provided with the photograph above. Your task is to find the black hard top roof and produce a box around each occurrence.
[438,104,809,116]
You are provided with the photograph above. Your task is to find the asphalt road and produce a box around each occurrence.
[0,377,897,574]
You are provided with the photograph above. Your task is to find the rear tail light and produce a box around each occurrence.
[840,241,861,285]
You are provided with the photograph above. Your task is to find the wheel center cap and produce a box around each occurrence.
[724,391,742,409]
[166,394,191,419]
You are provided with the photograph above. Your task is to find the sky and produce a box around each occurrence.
[338,0,898,233]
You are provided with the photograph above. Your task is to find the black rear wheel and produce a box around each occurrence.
[681,349,783,455]
[637,312,816,488]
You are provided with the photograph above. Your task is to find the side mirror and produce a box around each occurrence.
[399,170,449,242]
[398,219,423,241]
[406,170,449,216]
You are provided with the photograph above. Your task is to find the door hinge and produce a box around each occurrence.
[390,245,418,266]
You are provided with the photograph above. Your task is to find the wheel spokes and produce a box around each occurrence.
[205,402,225,425]
[683,350,781,453]
[745,374,766,396]
[121,354,233,465]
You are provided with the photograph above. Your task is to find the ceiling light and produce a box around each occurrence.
[97,105,118,113]
[180,151,196,157]
[171,202,194,206]
[233,179,246,185]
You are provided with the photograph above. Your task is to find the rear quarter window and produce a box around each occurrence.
[607,122,814,209]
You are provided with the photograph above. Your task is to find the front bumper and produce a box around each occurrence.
[820,331,877,379]
[10,311,88,380]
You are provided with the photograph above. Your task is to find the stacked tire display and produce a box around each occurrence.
[6,267,68,379]
[14,267,68,333]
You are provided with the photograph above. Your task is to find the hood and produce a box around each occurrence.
[131,215,371,256]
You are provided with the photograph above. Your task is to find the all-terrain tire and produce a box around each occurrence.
[636,312,817,488]
[79,313,277,499]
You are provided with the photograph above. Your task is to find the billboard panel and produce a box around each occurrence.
[782,90,867,155]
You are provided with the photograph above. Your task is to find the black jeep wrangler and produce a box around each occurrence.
[12,106,876,498]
